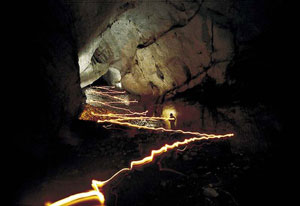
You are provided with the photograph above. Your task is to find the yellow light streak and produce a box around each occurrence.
[96,118,232,138]
[47,86,234,206]
[91,111,174,121]
[86,90,128,102]
[89,100,138,104]
[89,100,148,115]
[91,112,146,117]
[46,134,233,206]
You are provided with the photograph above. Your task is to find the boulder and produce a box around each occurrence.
[104,67,123,88]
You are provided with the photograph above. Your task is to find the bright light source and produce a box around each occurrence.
[162,105,177,129]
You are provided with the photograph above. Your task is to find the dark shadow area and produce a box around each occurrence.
[4,0,291,206]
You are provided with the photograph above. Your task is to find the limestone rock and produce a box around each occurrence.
[122,13,234,95]
[79,0,202,90]
[77,0,267,97]
[103,67,122,88]
[203,187,219,198]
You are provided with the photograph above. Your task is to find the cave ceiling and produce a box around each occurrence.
[72,0,269,97]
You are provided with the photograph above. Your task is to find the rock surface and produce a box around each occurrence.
[122,12,234,95]
[203,187,219,198]
[78,0,267,97]
[103,67,123,88]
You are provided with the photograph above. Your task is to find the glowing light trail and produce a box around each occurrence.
[87,100,147,115]
[96,91,126,94]
[95,102,147,114]
[91,111,174,121]
[91,112,146,117]
[96,117,232,138]
[48,86,234,206]
[45,191,99,206]
[103,116,174,121]
[91,85,124,92]
[91,86,115,88]
[85,86,144,114]
[91,86,121,91]
[86,90,128,102]
[87,99,138,105]
[46,134,233,206]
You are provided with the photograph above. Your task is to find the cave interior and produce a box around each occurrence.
[5,0,291,206]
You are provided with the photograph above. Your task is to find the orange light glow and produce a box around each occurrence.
[86,89,129,103]
[161,104,177,129]
[91,111,174,121]
[46,86,234,206]
[85,87,145,114]
[88,100,138,104]
[46,134,233,206]
[88,100,147,115]
[95,115,229,138]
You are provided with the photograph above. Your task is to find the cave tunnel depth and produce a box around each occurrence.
[7,1,291,206]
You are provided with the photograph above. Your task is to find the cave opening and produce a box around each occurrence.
[8,0,290,206]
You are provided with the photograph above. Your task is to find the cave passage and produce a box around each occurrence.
[11,1,288,206]
[34,84,278,206]
[45,86,235,206]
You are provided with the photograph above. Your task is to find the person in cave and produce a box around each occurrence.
[169,113,176,129]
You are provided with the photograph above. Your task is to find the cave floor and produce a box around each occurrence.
[18,86,283,206]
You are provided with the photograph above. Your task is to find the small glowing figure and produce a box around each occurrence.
[169,113,176,129]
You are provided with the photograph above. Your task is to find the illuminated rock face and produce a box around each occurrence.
[79,0,202,89]
[103,67,122,88]
[122,13,234,95]
[78,0,236,96]
[78,0,272,97]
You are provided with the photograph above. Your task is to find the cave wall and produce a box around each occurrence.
[65,0,138,87]
[6,0,288,167]
[7,2,86,201]
[78,0,281,97]
[6,0,290,204]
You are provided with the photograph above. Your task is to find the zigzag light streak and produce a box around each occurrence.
[96,117,228,138]
[46,134,233,206]
[47,86,234,206]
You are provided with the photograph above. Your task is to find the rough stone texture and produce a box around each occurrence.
[103,67,122,88]
[74,1,135,87]
[8,1,289,205]
[78,0,264,97]
[122,13,234,95]
[79,0,203,89]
